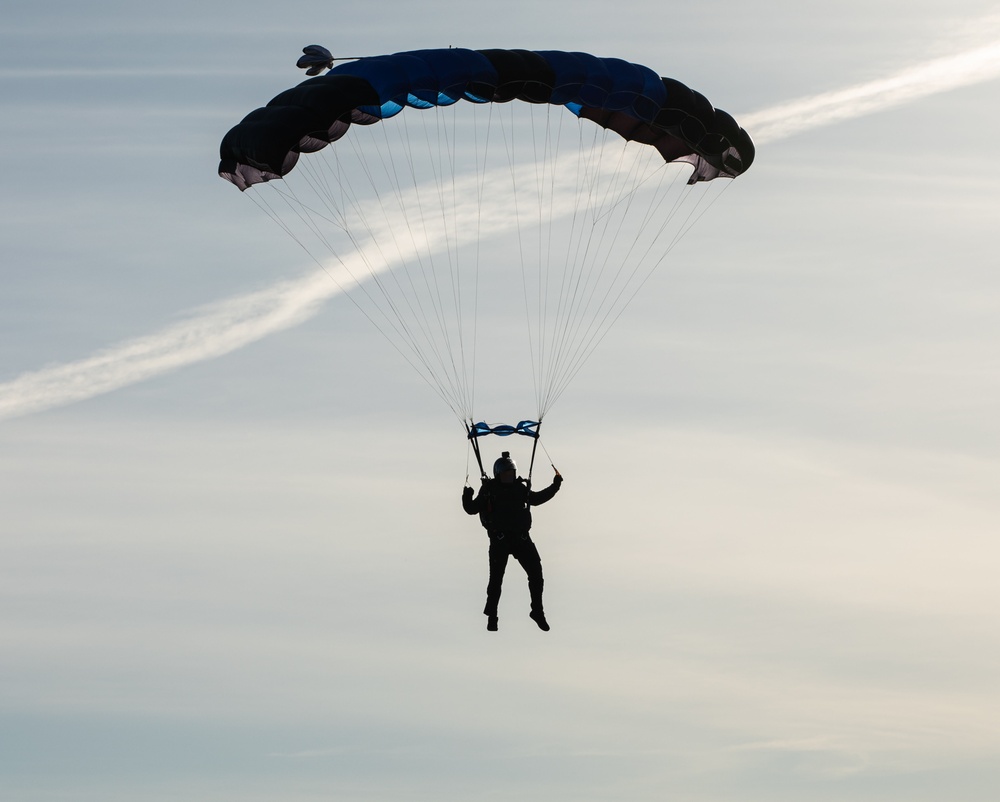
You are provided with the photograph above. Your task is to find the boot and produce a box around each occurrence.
[529,610,549,631]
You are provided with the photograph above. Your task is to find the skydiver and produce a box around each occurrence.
[462,451,562,632]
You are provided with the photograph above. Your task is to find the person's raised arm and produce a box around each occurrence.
[528,468,562,506]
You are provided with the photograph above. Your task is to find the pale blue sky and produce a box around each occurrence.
[3,2,1000,800]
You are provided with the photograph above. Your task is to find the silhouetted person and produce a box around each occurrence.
[462,451,562,631]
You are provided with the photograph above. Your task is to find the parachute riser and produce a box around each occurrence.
[465,421,489,481]
[527,419,542,491]
[465,418,544,486]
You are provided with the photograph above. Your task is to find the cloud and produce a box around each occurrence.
[4,37,1000,422]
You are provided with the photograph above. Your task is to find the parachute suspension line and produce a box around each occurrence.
[538,118,597,417]
[369,113,471,415]
[539,136,613,407]
[538,435,556,469]
[491,98,537,412]
[544,109,591,417]
[443,104,478,420]
[436,104,473,419]
[329,159,467,418]
[659,175,733,263]
[549,182,735,406]
[245,189,325,259]
[408,106,469,416]
[535,105,556,416]
[334,112,470,419]
[469,104,484,421]
[222,49,756,438]
[495,100,542,419]
[296,140,447,370]
[468,101,495,422]
[525,102,550,419]
[264,178,403,312]
[242,84,741,430]
[535,105,568,419]
[394,108,465,417]
[525,117,571,418]
[548,169,676,398]
[245,185,468,422]
[541,166,685,412]
[534,136,716,416]
[525,104,587,421]
[541,147,667,409]
[279,126,471,422]
[537,125,618,417]
[542,177,733,414]
[563,130,612,330]
[527,103,549,419]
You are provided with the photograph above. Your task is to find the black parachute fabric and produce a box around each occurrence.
[219,48,753,429]
[220,48,753,190]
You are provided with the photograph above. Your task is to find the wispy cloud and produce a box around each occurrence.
[3,37,1000,422]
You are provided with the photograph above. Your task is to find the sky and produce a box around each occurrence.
[2,1,1000,800]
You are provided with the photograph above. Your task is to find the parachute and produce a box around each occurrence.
[219,46,753,470]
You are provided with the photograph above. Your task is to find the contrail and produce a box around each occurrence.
[3,38,999,422]
[0,152,591,422]
[0,272,339,421]
[740,39,1000,144]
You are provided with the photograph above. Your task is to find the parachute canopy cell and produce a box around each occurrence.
[219,47,754,191]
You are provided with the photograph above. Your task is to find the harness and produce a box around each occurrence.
[464,419,557,541]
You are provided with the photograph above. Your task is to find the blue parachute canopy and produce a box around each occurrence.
[217,47,755,429]
[219,47,754,191]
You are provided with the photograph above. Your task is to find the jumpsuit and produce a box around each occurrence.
[462,475,561,617]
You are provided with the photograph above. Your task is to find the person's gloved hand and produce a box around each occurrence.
[462,486,474,501]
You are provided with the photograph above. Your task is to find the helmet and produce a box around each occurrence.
[493,451,517,478]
